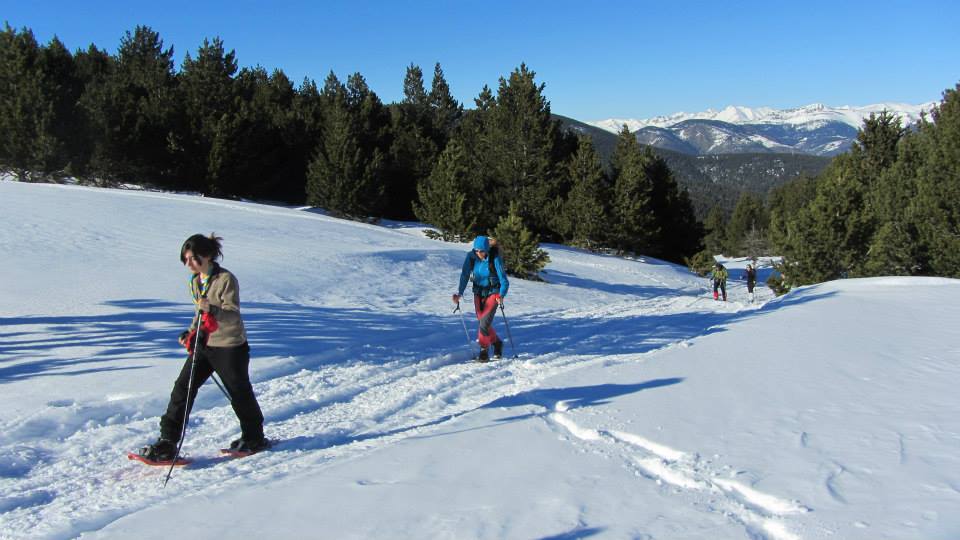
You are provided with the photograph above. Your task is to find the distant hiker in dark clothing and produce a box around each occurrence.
[712,262,728,301]
[452,235,510,362]
[138,233,268,462]
[745,263,757,303]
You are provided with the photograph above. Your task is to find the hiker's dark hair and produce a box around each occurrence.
[180,233,224,263]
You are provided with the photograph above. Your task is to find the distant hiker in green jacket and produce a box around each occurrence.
[712,262,728,301]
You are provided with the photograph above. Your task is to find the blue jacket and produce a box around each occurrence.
[458,250,509,298]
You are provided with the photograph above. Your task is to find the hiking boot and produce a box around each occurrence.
[477,348,490,362]
[139,438,176,461]
[493,339,503,359]
[230,437,271,453]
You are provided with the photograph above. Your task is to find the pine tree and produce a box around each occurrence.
[767,175,817,255]
[702,206,727,256]
[608,126,658,254]
[414,138,478,241]
[686,206,725,276]
[0,27,86,181]
[69,43,111,179]
[209,66,298,201]
[864,221,918,275]
[38,37,85,177]
[289,77,324,203]
[81,26,177,185]
[387,64,438,220]
[0,25,45,180]
[644,148,702,262]
[668,187,703,261]
[779,112,908,284]
[306,72,355,214]
[474,85,495,111]
[430,86,496,232]
[429,62,462,148]
[842,111,908,275]
[176,37,239,194]
[403,63,428,109]
[491,202,550,279]
[725,192,768,256]
[778,149,878,284]
[254,68,300,201]
[484,64,567,237]
[863,132,924,275]
[855,110,906,172]
[348,72,391,215]
[558,135,609,248]
[780,198,847,284]
[911,84,960,276]
[305,72,388,218]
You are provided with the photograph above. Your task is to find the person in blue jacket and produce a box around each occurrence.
[452,236,509,361]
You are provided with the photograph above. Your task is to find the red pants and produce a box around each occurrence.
[473,293,501,349]
[713,280,726,301]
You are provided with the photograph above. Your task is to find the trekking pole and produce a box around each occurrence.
[163,309,204,487]
[209,372,232,403]
[453,301,472,346]
[498,304,517,358]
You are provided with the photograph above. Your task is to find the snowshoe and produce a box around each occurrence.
[493,339,503,359]
[221,437,271,458]
[141,439,176,461]
[476,348,490,363]
[128,439,191,466]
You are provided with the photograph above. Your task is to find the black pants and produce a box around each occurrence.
[160,342,264,443]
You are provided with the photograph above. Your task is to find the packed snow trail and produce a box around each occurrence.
[0,293,759,539]
[1,181,781,539]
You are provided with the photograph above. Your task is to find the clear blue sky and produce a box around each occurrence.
[3,0,958,120]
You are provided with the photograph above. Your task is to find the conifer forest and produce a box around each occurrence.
[2,24,959,287]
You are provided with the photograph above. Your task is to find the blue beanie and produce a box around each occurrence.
[472,236,489,251]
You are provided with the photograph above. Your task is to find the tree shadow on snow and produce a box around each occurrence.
[0,298,467,383]
[537,525,607,540]
[495,286,838,361]
[0,299,190,382]
[485,378,685,412]
[545,269,677,299]
[759,289,837,310]
[0,286,836,384]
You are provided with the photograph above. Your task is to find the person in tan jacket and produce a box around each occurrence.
[138,233,267,462]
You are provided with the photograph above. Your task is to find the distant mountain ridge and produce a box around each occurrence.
[589,102,935,156]
[555,115,832,219]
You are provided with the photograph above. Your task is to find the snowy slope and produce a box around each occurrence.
[1,181,959,540]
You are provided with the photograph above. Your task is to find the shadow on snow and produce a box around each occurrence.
[0,288,836,387]
[485,378,686,412]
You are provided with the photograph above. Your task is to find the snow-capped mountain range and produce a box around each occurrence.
[589,102,936,156]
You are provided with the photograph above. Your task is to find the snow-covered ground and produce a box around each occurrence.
[1,180,958,540]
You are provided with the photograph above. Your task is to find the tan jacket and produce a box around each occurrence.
[189,265,247,347]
